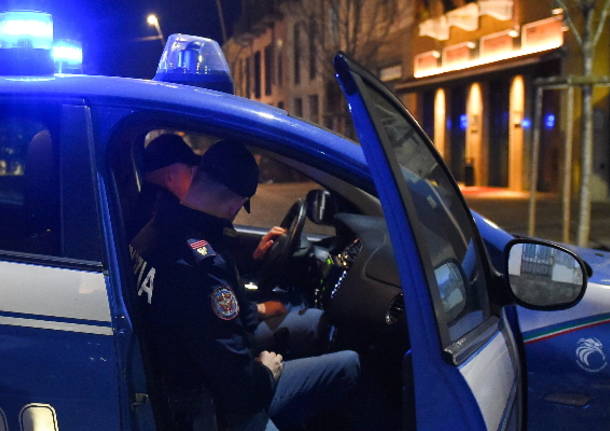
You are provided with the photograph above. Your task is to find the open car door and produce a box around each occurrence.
[334,54,522,430]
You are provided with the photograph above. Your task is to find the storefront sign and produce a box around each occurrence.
[380,64,403,82]
[480,30,515,59]
[522,16,563,51]
[443,43,474,67]
[414,51,440,76]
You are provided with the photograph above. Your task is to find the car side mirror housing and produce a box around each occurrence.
[505,239,587,310]
[305,189,336,225]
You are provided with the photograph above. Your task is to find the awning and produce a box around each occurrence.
[396,50,561,92]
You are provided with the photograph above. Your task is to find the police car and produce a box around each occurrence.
[0,10,601,431]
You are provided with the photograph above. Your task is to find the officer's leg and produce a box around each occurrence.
[253,308,330,359]
[268,350,360,430]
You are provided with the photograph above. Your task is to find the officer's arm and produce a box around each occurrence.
[185,276,275,416]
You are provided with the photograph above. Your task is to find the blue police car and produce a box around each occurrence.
[0,10,602,431]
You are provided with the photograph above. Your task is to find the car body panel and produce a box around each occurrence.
[0,64,602,430]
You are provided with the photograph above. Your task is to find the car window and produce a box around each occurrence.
[234,152,335,236]
[0,108,60,257]
[364,84,491,343]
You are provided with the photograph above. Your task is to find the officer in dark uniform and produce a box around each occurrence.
[131,139,360,430]
[135,134,330,359]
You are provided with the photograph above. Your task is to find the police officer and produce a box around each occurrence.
[131,139,360,430]
[136,134,330,358]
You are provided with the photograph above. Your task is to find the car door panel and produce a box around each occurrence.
[334,53,521,431]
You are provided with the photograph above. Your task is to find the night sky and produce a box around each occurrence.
[0,0,241,77]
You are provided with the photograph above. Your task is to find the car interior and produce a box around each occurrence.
[108,124,415,430]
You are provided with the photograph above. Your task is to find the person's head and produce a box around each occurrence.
[182,139,259,221]
[143,134,200,200]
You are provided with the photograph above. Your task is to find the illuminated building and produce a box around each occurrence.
[397,0,610,198]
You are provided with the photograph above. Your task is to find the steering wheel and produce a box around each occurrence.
[258,199,307,287]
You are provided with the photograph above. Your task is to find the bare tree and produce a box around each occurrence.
[288,0,401,75]
[555,0,610,246]
[287,0,403,131]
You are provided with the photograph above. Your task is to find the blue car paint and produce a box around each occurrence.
[0,325,120,430]
[472,211,610,430]
[334,60,488,431]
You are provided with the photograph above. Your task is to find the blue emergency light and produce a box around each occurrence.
[154,34,234,94]
[0,11,54,75]
[52,39,83,73]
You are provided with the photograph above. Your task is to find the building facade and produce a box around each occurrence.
[224,0,610,200]
[397,0,610,199]
[223,0,414,136]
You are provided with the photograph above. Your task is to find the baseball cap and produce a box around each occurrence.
[199,139,259,212]
[144,134,201,174]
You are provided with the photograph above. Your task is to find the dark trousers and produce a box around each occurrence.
[223,350,360,431]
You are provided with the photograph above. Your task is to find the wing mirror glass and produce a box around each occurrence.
[506,239,587,310]
[305,189,336,225]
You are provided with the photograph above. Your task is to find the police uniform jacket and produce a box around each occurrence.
[130,195,273,419]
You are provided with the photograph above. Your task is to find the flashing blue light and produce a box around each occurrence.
[544,114,556,129]
[459,114,468,130]
[0,11,53,49]
[154,33,234,94]
[53,40,82,73]
[521,118,531,129]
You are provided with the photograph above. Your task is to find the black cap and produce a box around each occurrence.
[199,139,259,212]
[144,134,200,174]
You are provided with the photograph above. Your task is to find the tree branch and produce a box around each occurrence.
[555,0,583,46]
[593,0,610,46]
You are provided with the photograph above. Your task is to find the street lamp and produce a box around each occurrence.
[146,13,165,47]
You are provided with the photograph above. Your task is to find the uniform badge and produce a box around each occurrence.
[211,286,240,320]
[187,238,216,259]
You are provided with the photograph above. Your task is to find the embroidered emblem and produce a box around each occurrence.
[211,286,240,320]
[190,239,209,249]
[187,238,216,259]
[576,337,607,373]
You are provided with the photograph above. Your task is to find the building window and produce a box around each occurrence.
[309,19,317,80]
[294,97,303,117]
[245,56,251,98]
[309,94,319,123]
[254,51,261,99]
[264,44,273,96]
[294,23,301,85]
[278,101,285,110]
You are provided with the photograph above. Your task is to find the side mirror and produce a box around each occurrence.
[505,239,587,310]
[305,189,336,225]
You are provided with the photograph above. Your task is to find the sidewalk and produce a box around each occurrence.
[462,186,610,250]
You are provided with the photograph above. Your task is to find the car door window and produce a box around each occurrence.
[0,108,60,256]
[364,84,491,344]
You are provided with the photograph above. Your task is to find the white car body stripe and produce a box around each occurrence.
[0,315,113,335]
[459,331,516,431]
[0,260,111,323]
[518,281,610,332]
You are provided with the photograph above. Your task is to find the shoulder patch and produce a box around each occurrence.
[187,238,217,260]
[210,285,240,320]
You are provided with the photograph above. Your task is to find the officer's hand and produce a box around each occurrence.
[252,226,287,260]
[256,350,284,380]
[257,301,287,318]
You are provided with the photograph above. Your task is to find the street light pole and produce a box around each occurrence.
[147,14,165,47]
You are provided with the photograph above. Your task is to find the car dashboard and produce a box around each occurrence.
[310,213,406,334]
